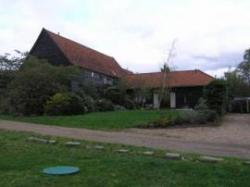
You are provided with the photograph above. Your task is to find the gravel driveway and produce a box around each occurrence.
[129,114,250,146]
[0,114,249,159]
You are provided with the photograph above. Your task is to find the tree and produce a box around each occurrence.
[0,50,28,71]
[7,56,80,115]
[204,79,228,115]
[160,64,170,73]
[238,49,250,84]
[159,39,177,108]
[224,70,250,98]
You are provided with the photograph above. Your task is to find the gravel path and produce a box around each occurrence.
[0,114,250,159]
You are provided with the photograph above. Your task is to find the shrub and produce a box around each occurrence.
[45,92,85,115]
[104,87,123,104]
[148,109,217,128]
[7,57,80,115]
[77,82,99,99]
[123,98,136,109]
[197,110,217,122]
[194,98,209,111]
[0,96,11,114]
[95,99,114,112]
[204,79,227,115]
[151,116,172,127]
[104,87,135,110]
[82,95,95,113]
[74,90,96,113]
[114,105,126,111]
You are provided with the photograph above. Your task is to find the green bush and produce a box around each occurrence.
[150,109,217,128]
[45,92,85,115]
[0,96,11,114]
[77,82,99,99]
[123,98,136,109]
[74,90,96,113]
[7,57,80,115]
[194,98,209,110]
[95,99,114,112]
[82,95,95,113]
[114,105,126,111]
[204,79,227,115]
[104,87,135,109]
[104,87,123,104]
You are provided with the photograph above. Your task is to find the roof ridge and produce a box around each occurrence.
[196,69,214,79]
[43,28,115,60]
[128,69,206,75]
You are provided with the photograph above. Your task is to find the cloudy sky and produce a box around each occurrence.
[1,0,250,77]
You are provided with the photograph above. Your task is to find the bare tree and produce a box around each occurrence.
[0,50,28,71]
[158,39,177,109]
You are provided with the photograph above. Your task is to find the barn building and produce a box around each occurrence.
[29,28,213,109]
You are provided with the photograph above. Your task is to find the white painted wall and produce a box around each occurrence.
[170,92,176,108]
[153,93,160,109]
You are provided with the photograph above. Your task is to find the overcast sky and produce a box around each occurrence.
[1,0,250,77]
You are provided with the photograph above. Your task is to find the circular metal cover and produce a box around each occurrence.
[42,166,80,175]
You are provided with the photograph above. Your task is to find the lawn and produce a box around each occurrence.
[0,110,180,130]
[0,130,249,187]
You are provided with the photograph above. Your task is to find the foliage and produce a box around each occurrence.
[123,97,136,109]
[95,99,114,112]
[104,86,125,104]
[104,84,136,109]
[238,49,250,84]
[0,50,28,71]
[204,79,228,115]
[149,109,217,128]
[77,81,99,99]
[224,70,250,98]
[0,71,15,114]
[114,105,126,111]
[75,90,96,113]
[194,98,209,111]
[44,92,85,115]
[0,71,15,90]
[133,88,152,108]
[7,56,80,115]
[160,91,170,108]
[160,63,171,72]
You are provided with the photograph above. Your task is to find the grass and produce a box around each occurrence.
[0,130,249,187]
[0,110,180,130]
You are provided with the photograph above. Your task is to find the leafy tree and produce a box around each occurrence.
[7,56,80,115]
[238,49,250,84]
[204,79,228,115]
[224,70,250,98]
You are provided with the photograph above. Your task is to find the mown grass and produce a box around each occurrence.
[0,130,249,187]
[0,110,180,130]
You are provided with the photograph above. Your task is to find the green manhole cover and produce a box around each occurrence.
[42,166,80,175]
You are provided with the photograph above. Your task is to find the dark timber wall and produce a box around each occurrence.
[29,30,116,87]
[29,30,70,66]
[174,86,204,108]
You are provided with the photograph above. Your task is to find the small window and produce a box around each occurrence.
[91,72,94,78]
[104,77,107,84]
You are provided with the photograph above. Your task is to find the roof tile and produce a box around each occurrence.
[45,29,127,77]
[123,70,214,88]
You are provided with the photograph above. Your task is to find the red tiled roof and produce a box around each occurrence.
[123,70,214,89]
[44,29,127,77]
